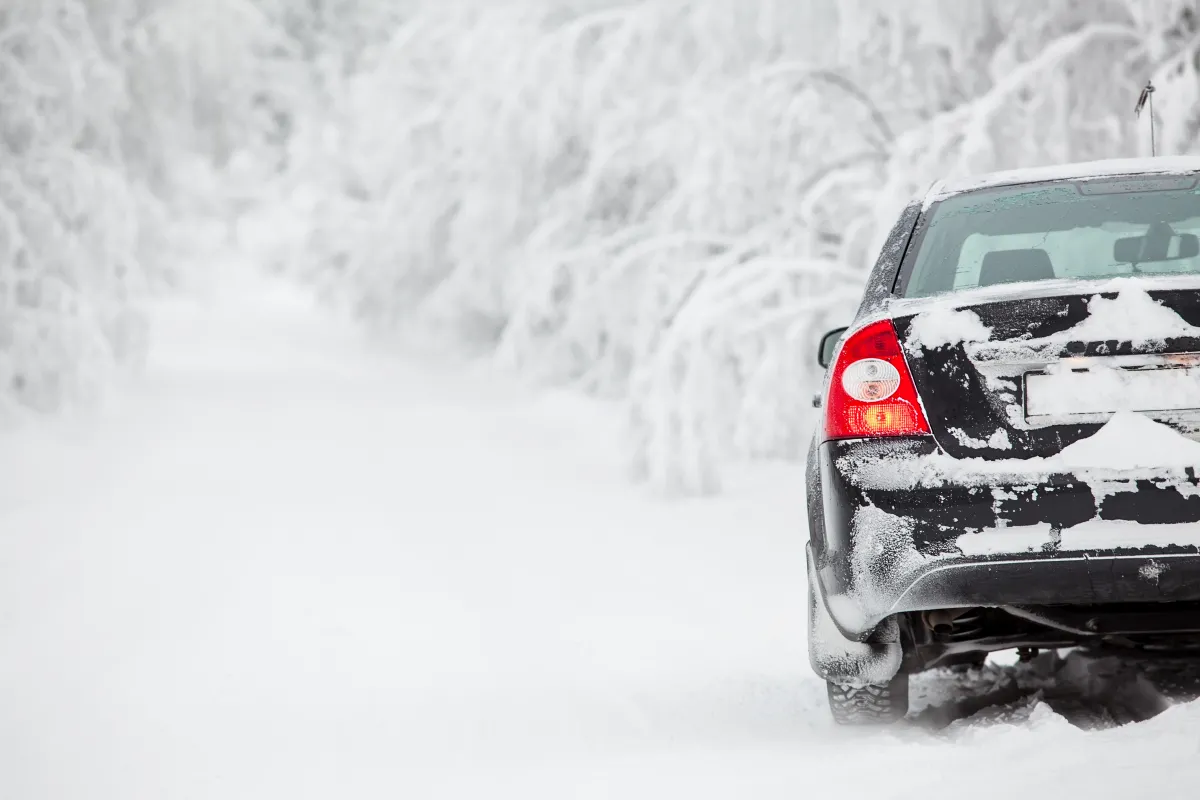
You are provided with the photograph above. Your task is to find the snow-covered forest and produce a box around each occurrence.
[12,0,1200,492]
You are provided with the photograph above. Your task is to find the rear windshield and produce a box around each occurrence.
[899,174,1200,297]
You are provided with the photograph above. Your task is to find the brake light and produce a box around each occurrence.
[823,319,931,441]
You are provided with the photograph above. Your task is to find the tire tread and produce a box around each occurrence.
[827,674,909,725]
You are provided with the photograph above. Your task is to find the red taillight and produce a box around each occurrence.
[823,319,931,441]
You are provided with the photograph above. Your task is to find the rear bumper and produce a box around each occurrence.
[812,437,1200,637]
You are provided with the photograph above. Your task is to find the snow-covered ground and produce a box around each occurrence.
[1,272,1199,799]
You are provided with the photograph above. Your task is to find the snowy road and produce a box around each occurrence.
[1,278,1200,799]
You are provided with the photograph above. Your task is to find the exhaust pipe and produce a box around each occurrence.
[923,608,973,636]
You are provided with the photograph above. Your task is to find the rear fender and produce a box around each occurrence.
[807,544,902,685]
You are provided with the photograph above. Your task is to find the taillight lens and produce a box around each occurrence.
[823,319,931,441]
[841,359,901,401]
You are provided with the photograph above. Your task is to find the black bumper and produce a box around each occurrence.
[810,437,1200,638]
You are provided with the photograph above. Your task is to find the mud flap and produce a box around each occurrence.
[807,545,903,686]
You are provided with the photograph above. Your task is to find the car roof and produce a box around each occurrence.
[922,156,1200,208]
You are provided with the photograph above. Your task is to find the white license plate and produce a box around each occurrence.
[1026,366,1200,417]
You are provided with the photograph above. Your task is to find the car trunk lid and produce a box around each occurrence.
[891,281,1200,460]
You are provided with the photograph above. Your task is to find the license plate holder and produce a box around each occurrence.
[1025,366,1200,418]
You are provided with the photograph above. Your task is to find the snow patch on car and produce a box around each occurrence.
[1056,411,1200,470]
[905,307,992,355]
[841,449,1056,491]
[1059,520,1200,551]
[1140,560,1169,584]
[951,519,1200,559]
[844,504,937,626]
[843,412,1200,491]
[1062,285,1200,346]
[952,427,1012,450]
[1089,479,1135,506]
[957,524,1056,556]
[969,288,1200,365]
[850,505,924,586]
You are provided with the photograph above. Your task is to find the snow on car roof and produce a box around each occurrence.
[923,156,1200,208]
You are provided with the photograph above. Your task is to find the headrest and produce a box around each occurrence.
[978,248,1055,287]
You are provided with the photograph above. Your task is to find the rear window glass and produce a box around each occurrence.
[900,175,1200,297]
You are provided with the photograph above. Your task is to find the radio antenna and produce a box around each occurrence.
[1135,80,1157,156]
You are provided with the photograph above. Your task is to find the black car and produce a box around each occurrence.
[806,157,1200,724]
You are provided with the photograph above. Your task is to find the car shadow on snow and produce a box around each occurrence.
[907,649,1200,733]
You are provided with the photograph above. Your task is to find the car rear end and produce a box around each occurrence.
[809,167,1200,705]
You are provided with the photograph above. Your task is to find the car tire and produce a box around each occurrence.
[826,673,909,725]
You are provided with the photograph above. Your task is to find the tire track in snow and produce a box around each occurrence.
[911,649,1200,733]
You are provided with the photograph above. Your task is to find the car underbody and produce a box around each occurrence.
[904,602,1200,673]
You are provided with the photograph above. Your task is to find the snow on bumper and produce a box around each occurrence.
[813,437,1200,638]
[807,546,901,686]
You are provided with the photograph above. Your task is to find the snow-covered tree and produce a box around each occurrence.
[254,0,1200,493]
[0,0,288,415]
[19,0,1200,494]
[0,0,150,416]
